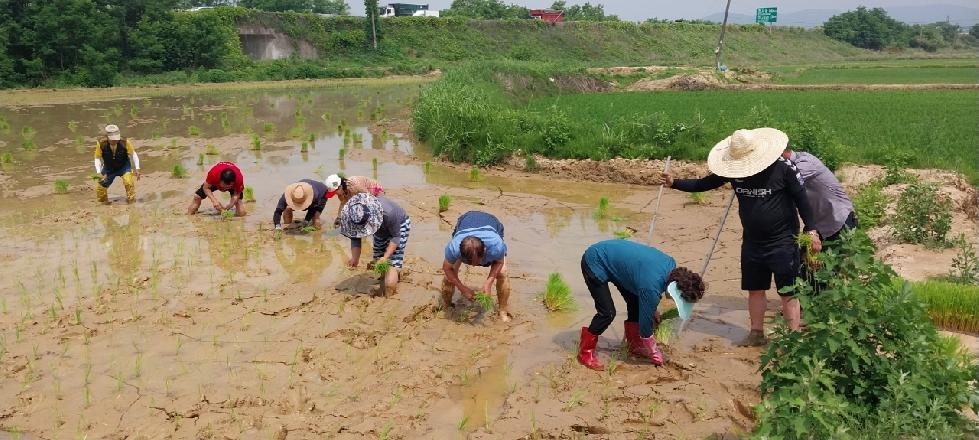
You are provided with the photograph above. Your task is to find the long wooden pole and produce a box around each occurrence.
[646,156,672,244]
[714,0,733,70]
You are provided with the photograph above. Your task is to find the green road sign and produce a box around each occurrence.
[756,7,777,24]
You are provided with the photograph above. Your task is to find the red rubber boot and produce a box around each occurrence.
[634,335,665,366]
[623,321,643,356]
[577,327,604,371]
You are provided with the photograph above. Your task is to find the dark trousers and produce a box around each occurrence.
[582,256,638,335]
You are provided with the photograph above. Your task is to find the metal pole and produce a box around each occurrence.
[700,191,735,276]
[714,0,733,71]
[646,156,672,244]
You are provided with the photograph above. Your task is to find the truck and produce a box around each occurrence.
[379,3,439,17]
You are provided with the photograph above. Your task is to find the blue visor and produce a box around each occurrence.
[667,281,693,321]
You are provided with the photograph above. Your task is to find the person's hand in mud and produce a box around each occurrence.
[481,279,494,297]
[458,285,476,301]
[211,200,223,211]
[134,170,141,181]
[366,259,377,270]
[347,257,359,268]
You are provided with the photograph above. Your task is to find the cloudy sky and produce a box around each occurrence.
[355,1,978,21]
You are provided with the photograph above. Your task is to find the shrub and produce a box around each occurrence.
[754,230,979,439]
[851,180,889,230]
[892,183,952,247]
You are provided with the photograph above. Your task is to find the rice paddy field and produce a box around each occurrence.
[769,59,979,84]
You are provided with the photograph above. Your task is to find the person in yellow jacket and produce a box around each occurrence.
[94,124,141,204]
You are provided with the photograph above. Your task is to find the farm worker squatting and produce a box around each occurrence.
[338,193,411,297]
[273,179,333,231]
[188,161,246,216]
[94,124,141,204]
[441,211,512,322]
[578,239,706,370]
[658,127,820,346]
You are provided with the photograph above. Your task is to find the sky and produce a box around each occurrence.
[353,1,978,21]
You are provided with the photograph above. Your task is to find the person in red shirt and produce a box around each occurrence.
[188,162,245,216]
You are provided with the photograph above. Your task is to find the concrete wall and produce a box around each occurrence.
[238,25,318,60]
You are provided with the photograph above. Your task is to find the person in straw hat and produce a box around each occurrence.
[93,124,141,204]
[657,127,821,347]
[440,210,512,322]
[324,174,384,228]
[338,193,411,297]
[273,179,333,231]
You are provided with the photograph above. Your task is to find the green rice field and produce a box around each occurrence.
[773,66,979,84]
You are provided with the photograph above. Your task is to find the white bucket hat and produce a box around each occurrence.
[105,124,122,141]
[284,181,314,211]
[339,193,383,238]
[325,174,342,192]
[706,127,788,178]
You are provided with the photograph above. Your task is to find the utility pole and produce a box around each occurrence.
[714,0,733,71]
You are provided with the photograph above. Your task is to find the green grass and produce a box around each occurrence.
[773,65,979,84]
[906,279,979,333]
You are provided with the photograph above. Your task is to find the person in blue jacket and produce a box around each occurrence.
[577,239,705,371]
[441,211,510,322]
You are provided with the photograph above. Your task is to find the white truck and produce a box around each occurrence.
[379,3,439,17]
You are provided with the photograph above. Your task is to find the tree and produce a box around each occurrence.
[971,23,979,39]
[549,1,618,22]
[823,7,908,50]
[312,0,348,14]
[364,0,378,49]
[443,0,528,19]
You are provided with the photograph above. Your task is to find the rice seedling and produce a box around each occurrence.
[373,260,391,276]
[21,139,36,150]
[244,186,255,202]
[1,152,13,164]
[321,112,331,121]
[613,229,633,239]
[796,231,819,269]
[688,192,708,205]
[908,279,979,333]
[654,318,675,345]
[469,168,480,182]
[187,125,201,136]
[66,120,78,132]
[221,210,235,220]
[338,148,346,159]
[372,157,379,172]
[263,121,275,133]
[171,164,187,179]
[424,161,431,173]
[250,134,261,150]
[353,133,364,144]
[196,153,205,166]
[392,137,399,147]
[594,197,610,219]
[540,273,575,311]
[300,142,309,153]
[474,292,494,312]
[301,224,316,233]
[205,144,219,155]
[438,194,451,213]
[112,103,124,116]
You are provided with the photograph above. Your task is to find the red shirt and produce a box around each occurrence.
[205,162,244,194]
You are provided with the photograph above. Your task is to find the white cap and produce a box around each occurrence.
[325,174,341,192]
[105,124,121,141]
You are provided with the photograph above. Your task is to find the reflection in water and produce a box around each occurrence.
[273,233,333,283]
[102,212,143,282]
[542,206,573,238]
[196,219,252,278]
[450,351,510,433]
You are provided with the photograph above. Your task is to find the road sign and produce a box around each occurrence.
[756,7,777,24]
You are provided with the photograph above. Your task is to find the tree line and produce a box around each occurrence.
[824,7,979,51]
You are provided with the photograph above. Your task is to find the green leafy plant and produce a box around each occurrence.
[473,292,494,312]
[851,180,890,230]
[882,151,917,185]
[53,180,69,194]
[892,182,952,247]
[754,230,978,439]
[540,273,575,312]
[594,197,610,219]
[244,186,255,203]
[171,164,187,178]
[946,235,979,285]
[438,194,451,213]
[469,167,480,182]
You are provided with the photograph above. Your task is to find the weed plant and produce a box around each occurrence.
[892,183,952,247]
[438,194,451,213]
[171,164,187,178]
[907,279,979,333]
[540,273,575,312]
[851,181,889,230]
[755,230,978,438]
[53,180,69,194]
[946,236,979,285]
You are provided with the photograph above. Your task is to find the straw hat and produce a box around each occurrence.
[284,182,314,211]
[105,124,121,141]
[339,193,383,238]
[706,128,788,178]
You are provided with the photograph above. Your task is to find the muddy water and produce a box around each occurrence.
[2,83,870,438]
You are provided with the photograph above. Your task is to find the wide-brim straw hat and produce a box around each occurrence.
[706,127,788,178]
[339,193,383,238]
[284,181,314,211]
